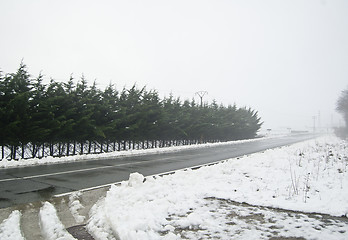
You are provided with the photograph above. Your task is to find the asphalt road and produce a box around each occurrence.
[0,134,317,209]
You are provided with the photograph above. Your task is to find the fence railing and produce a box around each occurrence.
[1,139,219,160]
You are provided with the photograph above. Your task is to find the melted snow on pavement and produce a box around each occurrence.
[87,135,348,240]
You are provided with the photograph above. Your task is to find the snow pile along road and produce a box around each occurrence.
[39,202,76,240]
[69,191,86,224]
[87,135,348,240]
[0,211,25,240]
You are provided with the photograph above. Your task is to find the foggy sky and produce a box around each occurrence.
[1,0,347,131]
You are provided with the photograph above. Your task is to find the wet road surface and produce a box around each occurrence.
[0,134,317,208]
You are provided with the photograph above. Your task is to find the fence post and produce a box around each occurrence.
[21,144,24,159]
[32,144,36,158]
[58,142,61,156]
[66,142,70,156]
[12,146,17,160]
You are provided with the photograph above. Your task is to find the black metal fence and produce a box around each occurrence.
[1,139,219,160]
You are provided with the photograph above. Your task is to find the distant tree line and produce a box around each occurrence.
[336,87,348,138]
[0,63,262,159]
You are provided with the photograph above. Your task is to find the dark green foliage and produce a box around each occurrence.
[0,62,32,145]
[0,64,263,147]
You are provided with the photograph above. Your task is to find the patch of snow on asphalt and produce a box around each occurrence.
[88,135,348,240]
[69,191,85,224]
[39,201,76,240]
[0,210,25,240]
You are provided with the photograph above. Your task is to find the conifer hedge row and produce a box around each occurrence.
[0,63,262,159]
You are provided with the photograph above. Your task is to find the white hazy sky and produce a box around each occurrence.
[1,0,347,131]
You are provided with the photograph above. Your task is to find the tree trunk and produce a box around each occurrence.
[73,141,76,155]
[50,143,53,156]
[88,141,92,154]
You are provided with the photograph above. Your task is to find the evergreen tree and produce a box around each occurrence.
[137,89,162,140]
[99,83,120,141]
[0,63,264,158]
[27,73,52,143]
[160,95,183,139]
[336,87,348,137]
[1,63,32,145]
[45,79,70,143]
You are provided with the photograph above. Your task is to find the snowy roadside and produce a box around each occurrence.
[0,137,268,169]
[87,135,348,240]
[1,134,347,240]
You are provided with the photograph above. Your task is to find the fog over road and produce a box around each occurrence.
[0,134,317,209]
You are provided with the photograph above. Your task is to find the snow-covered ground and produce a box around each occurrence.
[1,135,347,240]
[87,135,348,240]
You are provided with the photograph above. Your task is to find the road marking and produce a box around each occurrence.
[0,156,179,182]
[0,136,316,183]
[54,159,230,197]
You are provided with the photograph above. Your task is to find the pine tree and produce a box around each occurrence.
[1,63,264,159]
[27,73,52,143]
[336,87,348,137]
[2,62,32,145]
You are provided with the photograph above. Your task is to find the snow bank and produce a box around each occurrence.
[39,202,76,240]
[0,210,24,240]
[88,135,348,240]
[87,199,117,240]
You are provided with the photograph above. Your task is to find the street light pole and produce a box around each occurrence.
[195,91,208,107]
[312,116,316,133]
